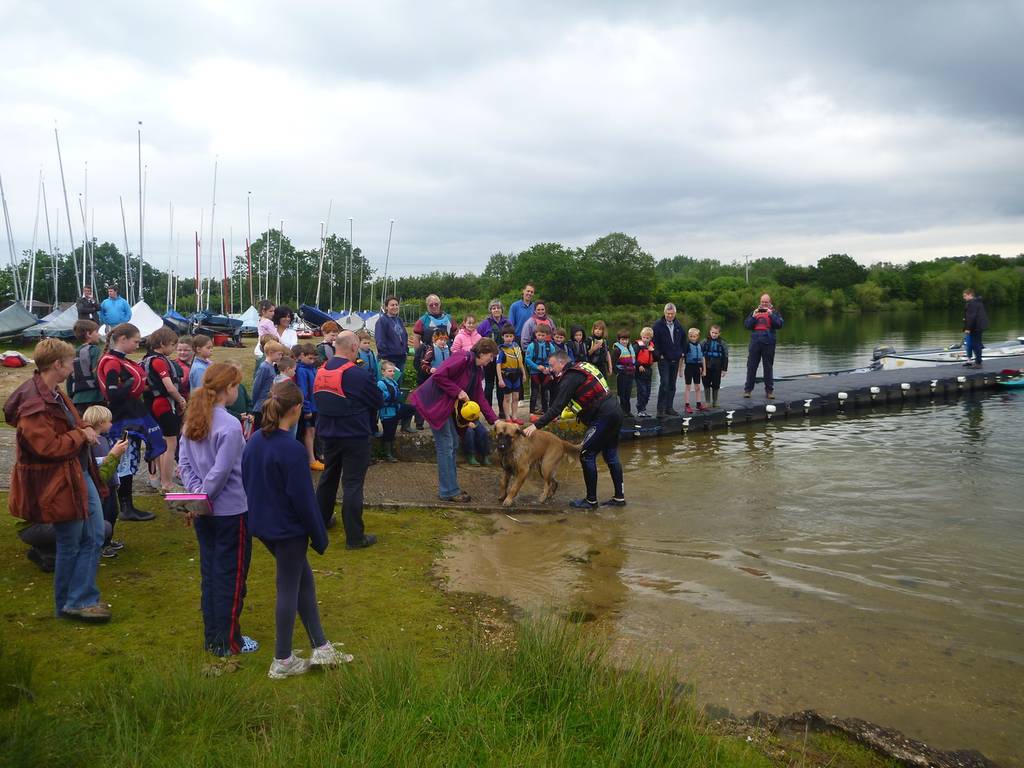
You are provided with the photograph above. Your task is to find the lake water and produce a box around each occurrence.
[443,307,1024,766]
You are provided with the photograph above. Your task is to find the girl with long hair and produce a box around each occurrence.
[242,380,348,679]
[178,362,257,656]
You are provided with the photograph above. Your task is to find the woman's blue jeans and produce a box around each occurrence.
[53,469,104,614]
[431,418,461,498]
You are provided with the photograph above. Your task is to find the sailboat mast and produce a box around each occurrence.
[54,126,80,294]
[0,173,22,304]
[27,170,42,310]
[246,192,253,307]
[137,123,144,301]
[206,158,218,311]
[275,220,283,306]
[42,179,57,307]
[380,218,394,310]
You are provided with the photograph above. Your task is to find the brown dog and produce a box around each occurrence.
[493,420,579,506]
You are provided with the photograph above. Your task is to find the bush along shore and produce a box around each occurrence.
[1,490,995,767]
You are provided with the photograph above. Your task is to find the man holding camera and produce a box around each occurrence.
[743,293,784,399]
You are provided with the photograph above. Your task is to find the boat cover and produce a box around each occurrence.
[22,303,75,338]
[129,301,166,338]
[0,302,41,338]
[299,304,334,328]
[231,305,259,332]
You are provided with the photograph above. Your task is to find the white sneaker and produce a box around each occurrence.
[268,654,310,679]
[310,642,354,667]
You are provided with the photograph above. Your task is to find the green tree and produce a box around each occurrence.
[583,233,657,305]
[816,254,868,291]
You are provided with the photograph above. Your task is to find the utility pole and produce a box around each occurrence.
[744,254,751,285]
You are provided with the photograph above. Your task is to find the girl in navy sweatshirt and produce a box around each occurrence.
[241,380,351,680]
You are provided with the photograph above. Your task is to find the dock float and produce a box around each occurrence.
[616,355,1024,438]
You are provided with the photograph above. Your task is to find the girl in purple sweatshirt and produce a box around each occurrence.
[178,362,257,657]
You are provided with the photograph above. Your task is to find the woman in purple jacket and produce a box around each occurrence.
[179,362,257,657]
[409,338,499,502]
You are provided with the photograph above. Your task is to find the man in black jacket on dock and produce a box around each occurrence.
[962,289,988,368]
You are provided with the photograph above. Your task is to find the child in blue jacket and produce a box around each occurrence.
[293,343,322,471]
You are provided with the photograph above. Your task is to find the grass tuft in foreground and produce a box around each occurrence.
[0,621,771,768]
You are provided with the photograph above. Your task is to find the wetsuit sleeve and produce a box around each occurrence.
[100,360,132,410]
[535,370,583,429]
[722,340,730,371]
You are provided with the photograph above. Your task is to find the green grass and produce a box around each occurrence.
[0,492,894,767]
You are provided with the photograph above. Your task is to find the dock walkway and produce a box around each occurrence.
[619,355,1024,438]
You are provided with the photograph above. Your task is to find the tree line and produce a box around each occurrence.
[3,231,1022,324]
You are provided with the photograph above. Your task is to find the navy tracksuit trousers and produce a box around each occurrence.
[194,513,252,656]
[744,340,777,393]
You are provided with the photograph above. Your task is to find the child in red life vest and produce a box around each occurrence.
[611,329,639,417]
[634,326,658,418]
[143,327,188,491]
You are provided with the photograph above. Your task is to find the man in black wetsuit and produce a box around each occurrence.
[522,350,625,510]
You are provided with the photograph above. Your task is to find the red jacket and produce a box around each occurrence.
[4,373,107,524]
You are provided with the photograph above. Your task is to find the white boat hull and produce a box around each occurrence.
[876,337,1024,370]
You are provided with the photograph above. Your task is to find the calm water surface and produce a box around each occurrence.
[443,309,1024,765]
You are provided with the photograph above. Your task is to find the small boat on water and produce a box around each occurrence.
[996,370,1024,389]
[872,337,1024,370]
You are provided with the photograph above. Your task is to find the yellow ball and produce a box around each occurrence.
[460,401,481,422]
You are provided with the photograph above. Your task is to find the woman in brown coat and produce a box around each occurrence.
[4,339,111,622]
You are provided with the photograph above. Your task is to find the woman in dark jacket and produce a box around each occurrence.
[4,339,110,621]
[475,299,508,416]
[374,296,409,372]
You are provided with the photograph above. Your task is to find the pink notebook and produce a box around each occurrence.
[164,493,212,515]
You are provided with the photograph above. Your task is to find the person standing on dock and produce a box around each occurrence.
[742,294,784,399]
[962,289,988,368]
[652,303,686,417]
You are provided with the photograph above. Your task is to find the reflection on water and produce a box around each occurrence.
[443,390,1024,766]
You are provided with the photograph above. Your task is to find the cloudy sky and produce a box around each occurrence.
[2,0,1022,283]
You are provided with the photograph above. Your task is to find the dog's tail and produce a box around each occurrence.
[561,438,581,456]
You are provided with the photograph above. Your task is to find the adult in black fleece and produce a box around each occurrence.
[524,351,624,509]
[962,289,988,367]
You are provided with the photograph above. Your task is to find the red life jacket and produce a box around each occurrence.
[568,362,610,415]
[636,341,655,367]
[752,311,772,333]
[97,352,146,401]
[313,360,361,417]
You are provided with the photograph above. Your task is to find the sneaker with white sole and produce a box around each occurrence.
[310,642,354,667]
[268,654,310,679]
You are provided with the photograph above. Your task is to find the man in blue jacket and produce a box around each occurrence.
[374,296,409,373]
[743,293,784,399]
[508,283,536,338]
[651,303,686,417]
[313,331,383,548]
[99,284,132,327]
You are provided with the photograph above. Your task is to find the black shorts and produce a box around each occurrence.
[155,409,182,437]
[684,363,703,385]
